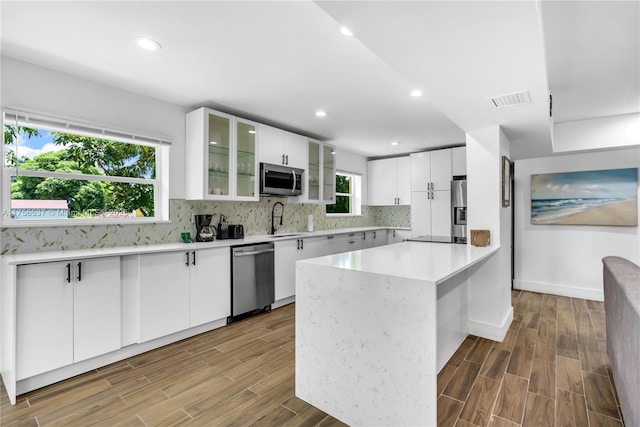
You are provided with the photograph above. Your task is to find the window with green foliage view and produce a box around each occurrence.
[2,112,166,223]
[326,172,361,215]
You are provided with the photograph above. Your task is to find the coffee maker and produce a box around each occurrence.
[195,214,216,242]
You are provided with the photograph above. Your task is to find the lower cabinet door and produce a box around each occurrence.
[16,262,74,380]
[73,257,121,362]
[189,248,231,327]
[274,239,298,301]
[139,252,190,342]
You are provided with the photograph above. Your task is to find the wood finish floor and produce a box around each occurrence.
[438,290,624,427]
[0,291,625,426]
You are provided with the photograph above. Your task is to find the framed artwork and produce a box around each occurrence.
[531,168,638,226]
[502,156,512,207]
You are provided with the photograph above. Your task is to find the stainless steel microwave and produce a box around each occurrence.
[260,163,304,196]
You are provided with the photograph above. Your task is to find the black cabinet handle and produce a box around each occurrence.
[185,252,190,266]
[297,239,300,250]
[286,155,289,165]
[66,263,71,283]
[192,251,196,266]
[363,232,366,240]
[301,239,304,250]
[282,154,285,165]
[327,235,334,239]
[77,262,82,282]
[373,231,377,239]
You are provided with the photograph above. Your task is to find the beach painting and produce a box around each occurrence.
[531,168,638,226]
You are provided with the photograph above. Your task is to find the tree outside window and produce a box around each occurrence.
[326,171,361,215]
[2,112,167,223]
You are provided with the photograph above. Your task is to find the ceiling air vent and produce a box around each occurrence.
[488,90,531,108]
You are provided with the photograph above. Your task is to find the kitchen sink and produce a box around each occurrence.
[269,233,302,238]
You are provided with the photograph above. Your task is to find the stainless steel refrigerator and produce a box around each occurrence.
[451,180,467,243]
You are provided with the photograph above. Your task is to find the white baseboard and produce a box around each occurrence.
[468,306,513,342]
[513,279,603,301]
[273,296,295,309]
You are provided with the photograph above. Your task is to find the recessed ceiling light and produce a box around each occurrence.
[136,37,162,51]
[248,130,256,134]
[338,25,353,37]
[209,141,218,145]
[315,110,327,117]
[391,141,400,146]
[410,90,423,98]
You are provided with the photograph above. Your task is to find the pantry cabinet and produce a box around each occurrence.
[16,257,120,380]
[452,146,467,176]
[259,124,308,170]
[411,149,452,192]
[368,156,411,206]
[186,107,259,201]
[138,248,230,342]
[410,149,452,242]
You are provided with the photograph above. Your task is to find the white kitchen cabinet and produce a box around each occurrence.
[139,252,190,343]
[452,146,467,176]
[387,229,411,244]
[322,143,337,204]
[324,232,363,255]
[303,140,336,204]
[258,125,307,170]
[411,149,453,242]
[274,237,324,301]
[362,230,388,249]
[186,107,259,201]
[16,257,120,380]
[189,248,231,327]
[368,156,411,206]
[411,189,452,242]
[410,149,452,192]
[139,248,230,342]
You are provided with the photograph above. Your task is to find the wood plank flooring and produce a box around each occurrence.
[438,290,625,427]
[0,291,625,426]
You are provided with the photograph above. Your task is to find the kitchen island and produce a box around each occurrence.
[295,241,499,427]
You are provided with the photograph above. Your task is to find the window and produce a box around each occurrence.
[326,171,361,216]
[2,110,170,225]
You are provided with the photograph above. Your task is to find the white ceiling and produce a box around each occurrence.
[1,1,638,160]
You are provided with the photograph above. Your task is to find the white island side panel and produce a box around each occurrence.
[295,262,437,427]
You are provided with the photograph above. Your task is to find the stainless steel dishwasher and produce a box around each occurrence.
[229,242,275,323]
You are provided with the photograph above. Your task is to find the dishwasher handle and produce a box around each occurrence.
[234,248,275,257]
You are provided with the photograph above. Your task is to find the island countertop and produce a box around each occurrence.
[300,241,499,284]
[295,241,502,426]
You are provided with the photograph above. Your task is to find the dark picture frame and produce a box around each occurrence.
[502,155,512,207]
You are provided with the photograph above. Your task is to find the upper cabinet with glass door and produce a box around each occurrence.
[300,139,335,204]
[322,143,336,204]
[185,108,259,201]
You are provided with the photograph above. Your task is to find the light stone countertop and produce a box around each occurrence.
[300,240,499,284]
[2,226,407,265]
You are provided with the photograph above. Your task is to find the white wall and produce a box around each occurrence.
[514,147,640,300]
[465,126,513,341]
[553,113,640,153]
[1,57,189,198]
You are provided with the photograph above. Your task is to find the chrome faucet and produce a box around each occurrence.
[271,201,284,235]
